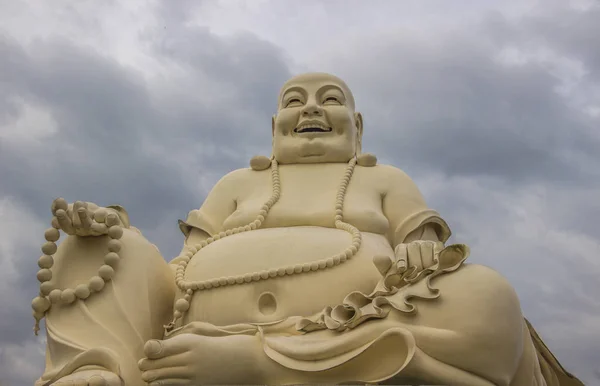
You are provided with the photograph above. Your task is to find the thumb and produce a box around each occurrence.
[144,336,187,359]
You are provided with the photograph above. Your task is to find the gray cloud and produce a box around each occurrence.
[341,28,599,185]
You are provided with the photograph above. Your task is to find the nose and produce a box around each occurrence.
[301,102,323,117]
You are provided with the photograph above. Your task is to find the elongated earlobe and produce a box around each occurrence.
[250,155,272,171]
[357,153,377,167]
[355,112,364,154]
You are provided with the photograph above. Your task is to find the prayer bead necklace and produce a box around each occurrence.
[165,155,376,333]
[31,205,125,336]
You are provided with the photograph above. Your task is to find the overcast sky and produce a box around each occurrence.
[1,1,599,385]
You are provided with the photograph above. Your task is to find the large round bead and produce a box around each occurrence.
[48,289,62,304]
[108,226,123,239]
[37,269,52,283]
[105,213,120,227]
[104,252,120,267]
[41,242,57,255]
[38,255,54,269]
[89,276,105,292]
[32,296,51,313]
[60,288,76,304]
[74,284,91,300]
[44,228,60,242]
[40,281,54,296]
[98,265,114,281]
[53,198,68,211]
[107,239,122,252]
[174,298,190,312]
[93,208,107,222]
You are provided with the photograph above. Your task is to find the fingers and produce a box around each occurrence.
[52,381,82,386]
[55,209,75,234]
[373,255,393,276]
[383,272,402,289]
[407,242,423,272]
[87,375,108,386]
[86,202,100,213]
[90,222,108,236]
[78,203,118,235]
[94,208,108,223]
[94,208,121,229]
[420,241,435,269]
[434,241,444,257]
[141,366,190,383]
[72,201,86,228]
[51,200,118,237]
[394,244,408,273]
[139,353,190,372]
[105,212,121,227]
[147,380,189,386]
[51,198,68,216]
[77,206,93,231]
[50,371,122,386]
[144,338,188,360]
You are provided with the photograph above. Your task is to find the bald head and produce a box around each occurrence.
[278,72,356,112]
[272,72,363,164]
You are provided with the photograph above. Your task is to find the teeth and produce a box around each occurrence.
[297,123,330,131]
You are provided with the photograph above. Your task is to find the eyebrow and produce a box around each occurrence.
[317,84,345,96]
[279,83,349,108]
[280,86,306,104]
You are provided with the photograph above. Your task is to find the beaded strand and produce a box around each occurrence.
[164,157,362,333]
[31,203,125,336]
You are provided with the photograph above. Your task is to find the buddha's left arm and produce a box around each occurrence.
[380,165,451,248]
[403,222,442,243]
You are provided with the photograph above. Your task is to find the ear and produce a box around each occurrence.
[271,115,276,159]
[354,112,363,153]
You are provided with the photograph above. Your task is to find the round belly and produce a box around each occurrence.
[181,226,393,326]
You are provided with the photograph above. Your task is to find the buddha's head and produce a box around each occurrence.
[272,72,363,164]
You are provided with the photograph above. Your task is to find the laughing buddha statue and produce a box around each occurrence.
[32,73,582,385]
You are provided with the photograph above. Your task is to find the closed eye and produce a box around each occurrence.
[323,96,340,104]
[286,98,303,107]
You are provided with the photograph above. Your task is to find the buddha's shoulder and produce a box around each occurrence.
[358,164,420,190]
[366,164,413,179]
[208,167,275,196]
[214,168,266,185]
[215,164,418,189]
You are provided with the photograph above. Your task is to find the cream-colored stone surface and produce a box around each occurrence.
[32,73,582,385]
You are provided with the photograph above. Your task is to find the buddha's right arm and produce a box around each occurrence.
[168,228,211,275]
[168,171,240,270]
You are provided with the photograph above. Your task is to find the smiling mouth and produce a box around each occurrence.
[294,123,333,134]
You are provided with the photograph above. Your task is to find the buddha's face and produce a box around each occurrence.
[272,73,363,164]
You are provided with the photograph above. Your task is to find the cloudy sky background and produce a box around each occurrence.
[1,0,599,384]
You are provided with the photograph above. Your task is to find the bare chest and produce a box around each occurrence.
[222,164,390,235]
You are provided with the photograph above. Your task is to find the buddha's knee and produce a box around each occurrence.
[414,264,521,330]
[44,229,175,339]
[49,230,172,292]
[434,263,520,312]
